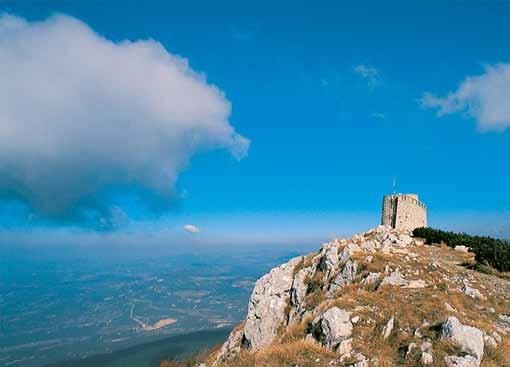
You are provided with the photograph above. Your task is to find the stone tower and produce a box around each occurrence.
[381,193,427,231]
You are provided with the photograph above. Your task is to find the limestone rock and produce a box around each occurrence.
[440,317,484,363]
[337,338,353,355]
[402,279,427,289]
[328,260,358,296]
[361,272,381,288]
[214,326,244,365]
[289,265,311,322]
[320,243,340,279]
[380,269,408,287]
[340,243,361,262]
[311,307,353,350]
[455,245,469,252]
[421,352,433,365]
[243,256,302,350]
[381,315,395,339]
[462,283,485,300]
[445,302,456,312]
[444,355,479,367]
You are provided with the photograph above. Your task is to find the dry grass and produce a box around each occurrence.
[280,315,313,343]
[482,337,510,367]
[215,340,337,367]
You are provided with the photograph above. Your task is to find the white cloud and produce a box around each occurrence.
[354,64,379,89]
[183,224,200,233]
[421,63,510,132]
[0,14,249,223]
[371,112,385,119]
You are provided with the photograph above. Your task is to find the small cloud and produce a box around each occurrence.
[183,224,200,233]
[354,64,379,89]
[420,63,510,132]
[320,78,329,88]
[371,112,385,119]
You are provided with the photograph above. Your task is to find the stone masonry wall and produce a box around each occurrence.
[381,194,427,231]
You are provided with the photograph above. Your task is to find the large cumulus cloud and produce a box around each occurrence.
[0,14,249,224]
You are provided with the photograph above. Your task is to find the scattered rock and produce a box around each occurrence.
[444,355,479,367]
[380,269,408,287]
[440,317,484,363]
[499,314,510,324]
[320,244,340,278]
[311,307,353,350]
[455,245,469,252]
[361,272,381,288]
[337,338,353,355]
[421,352,433,365]
[402,279,427,289]
[445,302,456,312]
[340,243,361,262]
[328,260,358,296]
[381,315,395,340]
[462,283,485,300]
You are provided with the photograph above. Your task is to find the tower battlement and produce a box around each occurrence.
[381,193,427,231]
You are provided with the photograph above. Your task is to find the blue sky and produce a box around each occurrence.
[1,0,510,247]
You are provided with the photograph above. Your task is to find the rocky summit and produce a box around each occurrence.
[205,226,510,367]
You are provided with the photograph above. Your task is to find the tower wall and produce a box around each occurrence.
[381,194,427,231]
[381,195,396,227]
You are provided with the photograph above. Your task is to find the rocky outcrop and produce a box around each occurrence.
[243,256,302,350]
[328,260,358,296]
[213,226,510,367]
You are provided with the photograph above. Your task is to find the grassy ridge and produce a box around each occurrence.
[412,227,510,272]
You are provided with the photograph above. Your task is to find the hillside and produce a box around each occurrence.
[171,226,510,367]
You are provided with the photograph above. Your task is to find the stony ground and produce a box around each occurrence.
[169,227,510,367]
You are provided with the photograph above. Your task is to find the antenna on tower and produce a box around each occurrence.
[392,176,397,194]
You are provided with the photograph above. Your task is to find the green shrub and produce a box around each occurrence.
[413,227,510,272]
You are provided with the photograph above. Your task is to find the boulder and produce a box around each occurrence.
[311,307,353,350]
[440,317,484,363]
